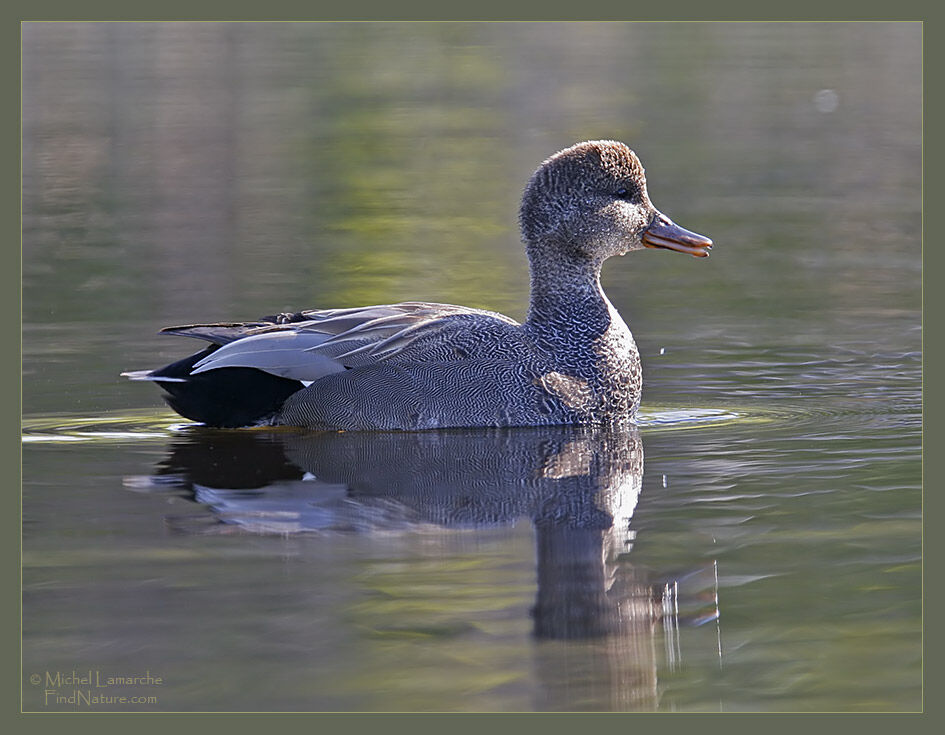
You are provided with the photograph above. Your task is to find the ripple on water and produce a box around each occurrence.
[23,407,760,444]
[21,399,904,444]
[21,410,186,444]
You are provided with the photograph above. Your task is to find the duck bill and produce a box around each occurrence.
[642,214,713,257]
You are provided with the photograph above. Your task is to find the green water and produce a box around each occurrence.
[22,22,921,712]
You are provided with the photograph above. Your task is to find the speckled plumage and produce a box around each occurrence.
[123,141,712,429]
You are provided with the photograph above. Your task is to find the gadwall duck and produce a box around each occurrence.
[123,141,712,429]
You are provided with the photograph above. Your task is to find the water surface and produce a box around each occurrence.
[22,22,921,712]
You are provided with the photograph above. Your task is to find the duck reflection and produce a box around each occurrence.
[127,426,719,709]
[131,426,644,538]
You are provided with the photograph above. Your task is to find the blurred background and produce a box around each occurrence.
[22,21,920,415]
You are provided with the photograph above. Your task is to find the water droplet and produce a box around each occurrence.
[814,88,839,113]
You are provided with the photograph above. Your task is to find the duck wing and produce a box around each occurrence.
[166,302,519,384]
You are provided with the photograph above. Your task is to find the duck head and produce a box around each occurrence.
[519,140,712,263]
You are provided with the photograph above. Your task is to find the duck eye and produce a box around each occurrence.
[615,186,642,204]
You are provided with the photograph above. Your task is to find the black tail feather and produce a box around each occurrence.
[149,346,304,428]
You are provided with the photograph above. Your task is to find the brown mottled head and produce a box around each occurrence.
[519,141,712,262]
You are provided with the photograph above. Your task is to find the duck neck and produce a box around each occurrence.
[524,244,616,351]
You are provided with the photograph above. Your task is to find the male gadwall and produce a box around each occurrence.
[123,140,712,429]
